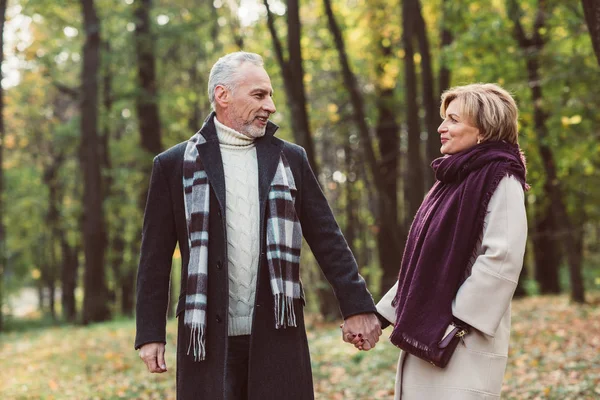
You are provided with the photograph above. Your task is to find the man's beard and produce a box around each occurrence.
[240,119,266,138]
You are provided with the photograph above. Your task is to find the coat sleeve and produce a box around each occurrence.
[134,156,178,349]
[297,148,376,319]
[452,175,527,337]
[376,280,398,327]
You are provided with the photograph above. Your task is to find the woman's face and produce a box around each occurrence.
[437,99,481,155]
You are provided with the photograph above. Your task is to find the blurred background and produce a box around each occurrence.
[0,0,599,399]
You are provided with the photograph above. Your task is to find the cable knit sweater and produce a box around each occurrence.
[214,117,260,336]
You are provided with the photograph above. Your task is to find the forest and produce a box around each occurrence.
[0,0,599,398]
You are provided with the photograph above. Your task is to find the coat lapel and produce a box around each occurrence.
[256,126,283,206]
[196,114,226,213]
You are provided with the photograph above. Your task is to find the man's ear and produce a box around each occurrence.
[214,85,229,108]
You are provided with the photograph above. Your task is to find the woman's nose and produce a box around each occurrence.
[437,122,446,134]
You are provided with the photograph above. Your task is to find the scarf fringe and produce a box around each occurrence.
[187,322,206,361]
[274,294,297,329]
[389,330,433,360]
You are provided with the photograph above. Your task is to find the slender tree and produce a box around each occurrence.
[323,0,406,295]
[134,0,162,158]
[374,42,402,291]
[413,0,440,177]
[264,0,318,173]
[81,0,111,323]
[402,0,424,222]
[507,0,585,302]
[582,0,600,65]
[0,0,7,331]
[532,202,561,294]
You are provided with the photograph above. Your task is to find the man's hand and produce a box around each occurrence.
[341,313,382,351]
[139,342,168,373]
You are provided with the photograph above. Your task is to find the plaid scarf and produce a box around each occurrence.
[183,130,302,361]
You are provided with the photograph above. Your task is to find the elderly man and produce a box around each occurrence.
[134,51,381,400]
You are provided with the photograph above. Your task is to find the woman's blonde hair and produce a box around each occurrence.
[440,83,519,144]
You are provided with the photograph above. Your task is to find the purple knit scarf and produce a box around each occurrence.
[389,141,528,358]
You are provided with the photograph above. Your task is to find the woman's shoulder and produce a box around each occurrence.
[487,174,526,213]
[497,174,525,197]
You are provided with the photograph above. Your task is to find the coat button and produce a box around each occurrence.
[216,260,223,270]
[216,315,222,323]
[217,209,222,219]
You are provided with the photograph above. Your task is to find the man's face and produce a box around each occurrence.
[218,63,276,138]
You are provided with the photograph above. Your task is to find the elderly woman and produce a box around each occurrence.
[374,83,529,399]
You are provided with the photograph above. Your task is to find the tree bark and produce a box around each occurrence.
[264,0,318,173]
[323,0,403,243]
[403,0,424,222]
[43,156,64,320]
[324,0,406,295]
[413,0,439,186]
[60,239,79,322]
[508,0,585,302]
[532,199,561,294]
[374,44,402,292]
[0,0,7,332]
[438,0,453,97]
[81,0,111,323]
[134,0,162,157]
[582,0,600,66]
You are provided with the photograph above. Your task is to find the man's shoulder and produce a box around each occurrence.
[154,141,188,165]
[273,137,306,160]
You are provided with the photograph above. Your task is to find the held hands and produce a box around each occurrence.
[139,342,168,373]
[341,313,382,351]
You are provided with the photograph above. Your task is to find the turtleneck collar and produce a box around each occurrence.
[214,117,255,147]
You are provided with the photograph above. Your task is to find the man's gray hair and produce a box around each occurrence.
[208,52,264,110]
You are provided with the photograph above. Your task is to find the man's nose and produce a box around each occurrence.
[264,98,276,114]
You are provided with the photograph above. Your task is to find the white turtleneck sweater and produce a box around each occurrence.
[214,117,260,337]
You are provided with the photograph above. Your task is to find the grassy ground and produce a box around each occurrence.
[1,294,599,399]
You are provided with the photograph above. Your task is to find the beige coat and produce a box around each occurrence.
[377,176,527,400]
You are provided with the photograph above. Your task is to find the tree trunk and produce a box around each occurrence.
[582,0,600,66]
[81,0,111,323]
[43,160,62,320]
[264,0,318,173]
[508,0,585,302]
[0,0,7,332]
[121,269,136,317]
[60,239,79,322]
[343,141,358,257]
[324,0,406,295]
[120,238,138,317]
[134,0,162,157]
[323,0,403,247]
[134,0,163,250]
[532,201,561,294]
[413,0,439,186]
[438,0,453,96]
[109,219,126,313]
[403,0,424,222]
[374,44,402,292]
